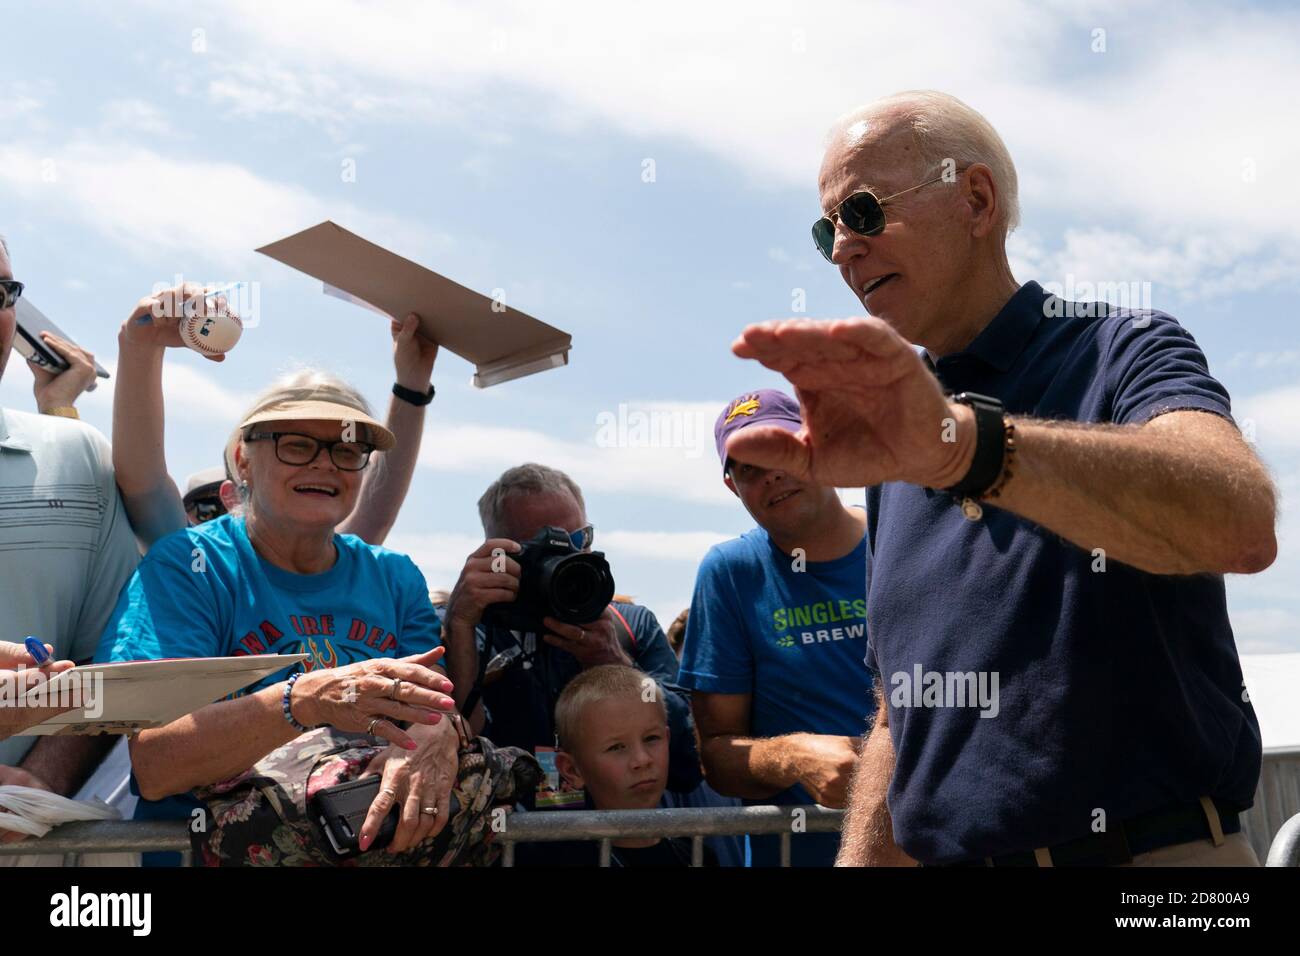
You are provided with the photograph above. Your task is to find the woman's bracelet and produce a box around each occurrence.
[282,672,310,732]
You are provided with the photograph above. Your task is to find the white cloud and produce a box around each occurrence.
[383,531,485,588]
[0,139,446,273]
[417,401,732,505]
[100,99,173,136]
[13,355,254,429]
[1237,386,1300,453]
[600,529,734,561]
[179,0,1300,298]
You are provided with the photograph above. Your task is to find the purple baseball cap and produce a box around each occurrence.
[714,389,803,475]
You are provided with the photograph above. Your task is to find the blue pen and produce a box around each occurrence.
[24,636,51,667]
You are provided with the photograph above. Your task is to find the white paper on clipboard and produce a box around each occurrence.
[18,654,308,736]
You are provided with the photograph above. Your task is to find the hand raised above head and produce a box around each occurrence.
[121,282,229,363]
[391,313,440,390]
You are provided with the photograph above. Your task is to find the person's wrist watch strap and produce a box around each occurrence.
[941,392,1006,499]
[392,382,435,406]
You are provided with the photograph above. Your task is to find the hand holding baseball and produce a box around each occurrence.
[121,283,241,362]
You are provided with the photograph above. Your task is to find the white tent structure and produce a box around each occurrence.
[1239,654,1300,861]
[1241,654,1300,750]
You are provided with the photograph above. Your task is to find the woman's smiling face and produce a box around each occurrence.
[238,418,368,532]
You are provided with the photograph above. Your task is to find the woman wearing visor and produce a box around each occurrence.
[96,379,460,860]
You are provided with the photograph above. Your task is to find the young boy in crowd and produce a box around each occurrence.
[543,664,719,867]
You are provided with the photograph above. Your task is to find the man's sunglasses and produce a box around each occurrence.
[0,279,24,309]
[569,524,595,551]
[811,171,956,262]
[185,496,227,524]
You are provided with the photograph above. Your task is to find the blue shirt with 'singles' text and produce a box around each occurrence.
[94,513,440,860]
[678,526,876,866]
[866,281,1261,864]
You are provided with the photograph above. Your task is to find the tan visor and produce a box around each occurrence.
[238,399,395,451]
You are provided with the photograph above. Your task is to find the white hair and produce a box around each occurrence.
[831,90,1020,234]
[233,367,374,503]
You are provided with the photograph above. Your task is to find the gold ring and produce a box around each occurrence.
[367,717,382,735]
[420,806,438,815]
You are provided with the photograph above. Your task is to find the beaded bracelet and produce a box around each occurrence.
[282,672,309,731]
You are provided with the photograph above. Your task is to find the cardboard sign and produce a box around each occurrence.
[256,221,572,387]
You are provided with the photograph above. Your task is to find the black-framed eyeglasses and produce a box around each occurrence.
[811,170,959,262]
[185,496,227,524]
[245,431,375,472]
[569,524,595,551]
[0,279,24,309]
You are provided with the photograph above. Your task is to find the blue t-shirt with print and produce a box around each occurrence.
[94,513,441,858]
[677,525,876,866]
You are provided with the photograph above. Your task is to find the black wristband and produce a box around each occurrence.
[392,382,435,406]
[941,392,1006,499]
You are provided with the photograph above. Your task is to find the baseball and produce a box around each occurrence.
[180,308,243,355]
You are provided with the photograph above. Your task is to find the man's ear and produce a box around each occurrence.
[963,162,1000,239]
[555,750,585,790]
[723,476,739,499]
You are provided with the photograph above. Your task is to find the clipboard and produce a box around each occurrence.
[17,654,309,736]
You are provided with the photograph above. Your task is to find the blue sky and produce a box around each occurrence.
[2,0,1298,652]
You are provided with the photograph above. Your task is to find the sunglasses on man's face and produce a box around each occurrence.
[186,496,227,524]
[569,524,595,551]
[811,171,956,262]
[0,279,24,309]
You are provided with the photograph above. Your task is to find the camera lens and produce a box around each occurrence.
[542,553,614,624]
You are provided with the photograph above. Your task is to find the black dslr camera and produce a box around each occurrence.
[483,526,616,634]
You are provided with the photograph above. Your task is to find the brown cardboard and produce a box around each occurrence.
[256,221,571,387]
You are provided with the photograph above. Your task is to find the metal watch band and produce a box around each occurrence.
[392,382,435,406]
[942,392,1006,499]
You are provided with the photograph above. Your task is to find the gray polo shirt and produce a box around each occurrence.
[0,406,140,766]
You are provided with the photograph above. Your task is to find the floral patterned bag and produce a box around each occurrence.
[189,727,541,867]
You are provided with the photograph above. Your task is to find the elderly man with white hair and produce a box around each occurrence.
[727,90,1275,867]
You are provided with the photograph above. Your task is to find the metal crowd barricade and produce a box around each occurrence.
[0,805,844,867]
[7,752,1300,866]
[497,805,844,866]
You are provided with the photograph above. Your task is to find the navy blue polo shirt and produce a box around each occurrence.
[865,281,1261,865]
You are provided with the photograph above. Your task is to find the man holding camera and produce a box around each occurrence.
[440,463,702,797]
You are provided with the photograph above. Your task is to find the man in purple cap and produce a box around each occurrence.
[677,388,876,866]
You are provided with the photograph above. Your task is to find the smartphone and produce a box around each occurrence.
[13,297,111,379]
[310,775,460,861]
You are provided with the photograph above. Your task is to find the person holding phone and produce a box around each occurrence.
[0,235,141,844]
[95,374,461,863]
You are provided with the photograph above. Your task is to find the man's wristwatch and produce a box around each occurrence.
[41,406,80,419]
[392,382,435,406]
[941,392,1008,518]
